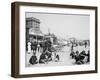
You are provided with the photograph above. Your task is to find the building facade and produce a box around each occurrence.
[26,17,43,42]
[26,17,43,50]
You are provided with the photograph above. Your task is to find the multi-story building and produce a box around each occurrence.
[26,17,43,50]
[26,17,43,42]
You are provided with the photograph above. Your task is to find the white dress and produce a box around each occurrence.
[28,42,31,53]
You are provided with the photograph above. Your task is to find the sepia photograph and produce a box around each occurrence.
[25,12,90,67]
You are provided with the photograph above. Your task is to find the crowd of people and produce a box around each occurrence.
[27,38,90,66]
[70,49,90,65]
[28,38,60,65]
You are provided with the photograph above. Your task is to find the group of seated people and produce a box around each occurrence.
[39,48,52,64]
[28,38,61,65]
[70,50,90,65]
[29,47,60,65]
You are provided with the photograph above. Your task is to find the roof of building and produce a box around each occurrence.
[26,17,40,23]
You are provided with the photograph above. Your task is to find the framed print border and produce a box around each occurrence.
[11,2,98,78]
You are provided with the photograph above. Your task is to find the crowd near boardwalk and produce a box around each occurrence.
[26,37,90,67]
[25,17,90,67]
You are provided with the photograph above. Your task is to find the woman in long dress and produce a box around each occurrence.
[27,41,31,54]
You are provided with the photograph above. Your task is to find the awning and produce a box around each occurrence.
[29,28,44,36]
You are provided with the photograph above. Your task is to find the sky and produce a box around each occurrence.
[26,12,90,40]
